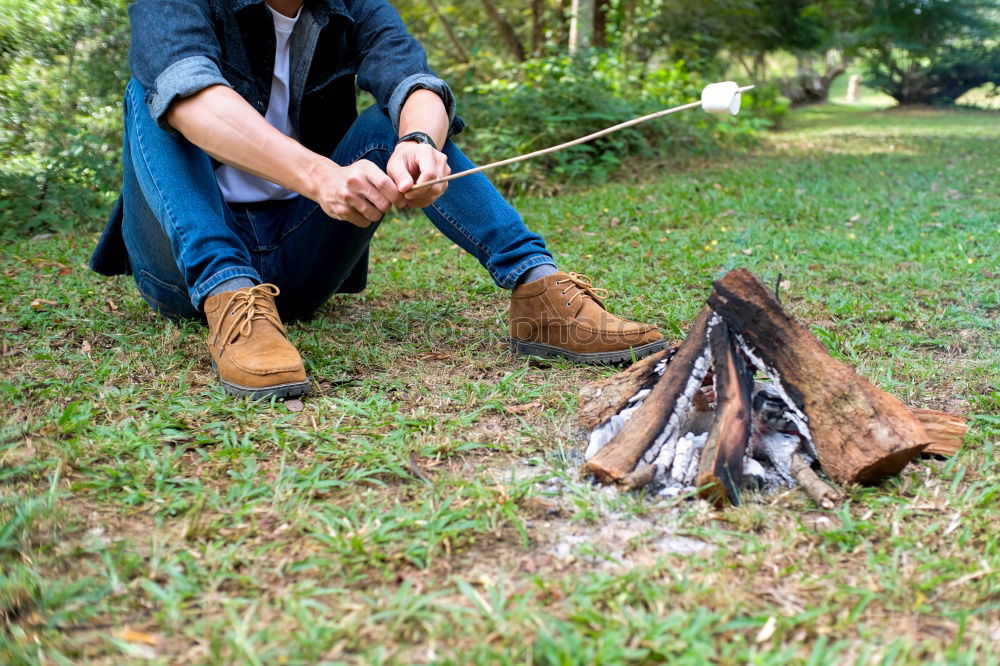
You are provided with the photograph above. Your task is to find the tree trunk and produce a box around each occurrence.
[593,0,609,48]
[531,0,545,57]
[569,0,594,53]
[781,50,850,107]
[480,0,526,62]
[428,0,471,64]
[553,0,570,49]
[708,270,930,484]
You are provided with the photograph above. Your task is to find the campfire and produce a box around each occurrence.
[578,269,967,507]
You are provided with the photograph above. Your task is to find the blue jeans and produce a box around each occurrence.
[119,80,552,320]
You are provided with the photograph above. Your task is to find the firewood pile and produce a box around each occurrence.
[578,269,967,507]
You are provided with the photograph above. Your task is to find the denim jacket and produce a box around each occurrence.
[91,0,463,278]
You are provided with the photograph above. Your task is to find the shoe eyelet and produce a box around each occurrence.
[566,302,572,307]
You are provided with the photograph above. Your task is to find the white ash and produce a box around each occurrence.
[585,391,649,460]
[742,458,768,489]
[751,432,801,486]
[639,346,712,466]
[733,333,819,460]
[585,370,821,498]
[670,433,697,484]
[584,344,712,466]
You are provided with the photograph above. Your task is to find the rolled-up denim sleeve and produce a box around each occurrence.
[354,1,464,136]
[128,0,231,129]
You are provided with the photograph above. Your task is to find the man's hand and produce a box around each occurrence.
[313,159,405,228]
[387,141,450,208]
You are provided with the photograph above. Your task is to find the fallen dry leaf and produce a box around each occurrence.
[755,616,777,643]
[106,299,119,312]
[30,298,57,309]
[81,340,92,354]
[506,401,541,414]
[285,399,304,412]
[115,628,158,646]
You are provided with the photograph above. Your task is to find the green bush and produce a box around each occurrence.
[0,3,773,234]
[457,53,770,194]
[0,0,129,237]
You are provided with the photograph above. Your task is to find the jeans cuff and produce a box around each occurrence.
[501,255,557,290]
[191,266,262,310]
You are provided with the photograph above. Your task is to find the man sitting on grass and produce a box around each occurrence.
[90,0,665,400]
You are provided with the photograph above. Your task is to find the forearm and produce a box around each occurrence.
[397,89,448,149]
[164,84,327,200]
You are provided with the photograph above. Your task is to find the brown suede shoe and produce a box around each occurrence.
[203,284,310,399]
[509,271,665,364]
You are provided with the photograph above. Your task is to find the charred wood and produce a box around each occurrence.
[583,308,712,483]
[696,319,753,506]
[577,347,673,431]
[708,269,929,484]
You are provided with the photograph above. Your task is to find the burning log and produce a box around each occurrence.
[583,308,712,483]
[577,348,672,431]
[578,269,963,510]
[696,319,752,506]
[708,269,929,484]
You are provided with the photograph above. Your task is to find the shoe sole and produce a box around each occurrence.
[509,338,667,365]
[211,360,312,400]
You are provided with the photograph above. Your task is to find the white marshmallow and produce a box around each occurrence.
[701,81,742,116]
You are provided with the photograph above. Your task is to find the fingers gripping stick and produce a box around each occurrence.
[411,82,753,191]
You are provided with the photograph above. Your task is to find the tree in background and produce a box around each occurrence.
[863,0,1000,105]
[0,0,129,233]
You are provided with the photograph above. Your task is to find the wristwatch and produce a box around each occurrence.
[396,131,437,150]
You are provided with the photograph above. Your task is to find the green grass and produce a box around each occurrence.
[1,104,998,664]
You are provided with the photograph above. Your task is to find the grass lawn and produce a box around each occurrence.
[1,103,997,664]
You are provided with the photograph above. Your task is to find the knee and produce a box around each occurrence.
[334,105,397,167]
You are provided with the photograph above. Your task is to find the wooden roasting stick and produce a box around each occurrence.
[708,269,930,484]
[411,85,755,191]
[411,99,704,191]
[696,319,753,506]
[584,307,712,483]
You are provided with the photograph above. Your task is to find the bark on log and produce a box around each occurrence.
[577,347,673,430]
[791,454,842,509]
[708,269,929,484]
[697,320,752,506]
[911,408,967,457]
[583,308,712,483]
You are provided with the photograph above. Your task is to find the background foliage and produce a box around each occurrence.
[0,0,997,233]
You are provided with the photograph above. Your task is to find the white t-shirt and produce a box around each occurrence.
[216,4,300,203]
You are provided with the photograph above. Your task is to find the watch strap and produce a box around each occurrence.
[396,131,437,150]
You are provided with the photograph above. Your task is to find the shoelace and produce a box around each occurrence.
[213,284,285,347]
[555,272,610,307]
